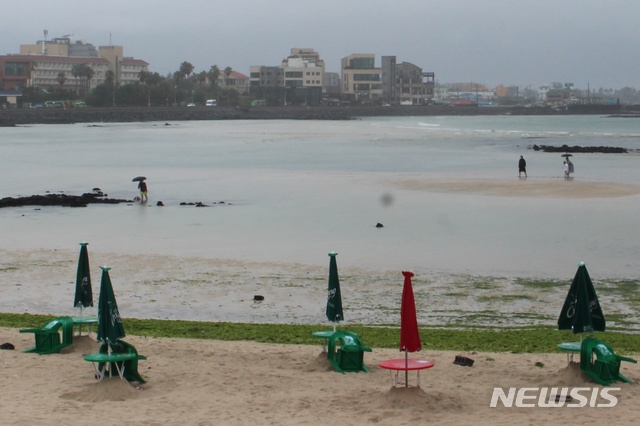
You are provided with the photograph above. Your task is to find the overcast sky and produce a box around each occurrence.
[4,0,638,90]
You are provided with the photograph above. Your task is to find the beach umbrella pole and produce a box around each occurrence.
[405,350,408,388]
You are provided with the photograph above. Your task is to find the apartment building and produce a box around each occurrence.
[281,48,325,89]
[340,54,382,103]
[250,48,325,105]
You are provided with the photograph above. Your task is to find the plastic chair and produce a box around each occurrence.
[20,316,74,354]
[97,340,147,383]
[327,331,371,373]
[580,337,637,385]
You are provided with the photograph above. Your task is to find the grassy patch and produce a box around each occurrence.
[514,278,563,290]
[477,294,534,303]
[3,312,640,354]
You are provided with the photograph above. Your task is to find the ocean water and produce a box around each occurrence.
[2,115,640,280]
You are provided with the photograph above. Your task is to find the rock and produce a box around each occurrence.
[532,144,628,153]
[0,193,132,208]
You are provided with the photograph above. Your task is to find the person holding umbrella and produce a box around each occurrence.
[132,176,148,202]
[139,180,148,202]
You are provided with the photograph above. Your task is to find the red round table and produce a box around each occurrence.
[379,358,434,387]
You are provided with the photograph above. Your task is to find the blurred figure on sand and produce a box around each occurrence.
[518,156,527,178]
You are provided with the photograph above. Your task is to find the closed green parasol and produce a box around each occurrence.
[325,252,344,331]
[96,266,126,347]
[558,262,606,335]
[74,242,93,310]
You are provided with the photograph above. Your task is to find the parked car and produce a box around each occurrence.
[205,99,217,107]
[186,103,196,107]
[44,100,64,109]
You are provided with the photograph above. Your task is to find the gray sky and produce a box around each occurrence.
[4,0,638,90]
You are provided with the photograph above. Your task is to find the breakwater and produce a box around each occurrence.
[0,103,632,126]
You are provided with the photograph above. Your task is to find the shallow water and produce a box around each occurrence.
[2,116,640,279]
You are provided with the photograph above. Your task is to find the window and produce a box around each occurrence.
[349,57,374,69]
[353,74,381,81]
[5,62,27,76]
[285,71,303,78]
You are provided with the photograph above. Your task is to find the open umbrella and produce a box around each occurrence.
[97,266,126,377]
[558,262,606,337]
[400,271,421,386]
[561,154,573,158]
[74,242,93,311]
[131,176,146,182]
[325,252,343,331]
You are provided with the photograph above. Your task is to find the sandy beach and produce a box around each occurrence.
[1,327,639,425]
[3,116,640,424]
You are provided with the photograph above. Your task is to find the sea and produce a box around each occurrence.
[2,114,640,281]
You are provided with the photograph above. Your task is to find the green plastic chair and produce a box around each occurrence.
[580,337,637,385]
[98,340,147,383]
[327,331,371,373]
[20,316,74,354]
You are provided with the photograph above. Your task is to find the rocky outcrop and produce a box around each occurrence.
[531,144,628,153]
[0,192,133,208]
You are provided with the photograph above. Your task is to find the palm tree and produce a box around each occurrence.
[208,65,220,90]
[71,63,95,97]
[57,72,66,87]
[223,66,233,89]
[105,70,116,106]
[179,61,194,79]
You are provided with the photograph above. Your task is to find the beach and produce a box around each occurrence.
[1,327,639,425]
[2,116,640,424]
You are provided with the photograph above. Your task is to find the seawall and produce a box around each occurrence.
[0,104,632,126]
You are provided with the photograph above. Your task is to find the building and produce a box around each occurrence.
[381,56,435,105]
[281,48,325,89]
[340,54,382,103]
[324,72,340,96]
[250,48,326,105]
[0,34,148,93]
[215,70,250,94]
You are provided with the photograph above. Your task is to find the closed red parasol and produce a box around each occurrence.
[400,271,421,353]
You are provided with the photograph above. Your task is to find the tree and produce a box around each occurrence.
[71,63,95,97]
[208,65,220,89]
[57,72,66,87]
[139,70,153,106]
[223,66,233,89]
[179,61,194,79]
